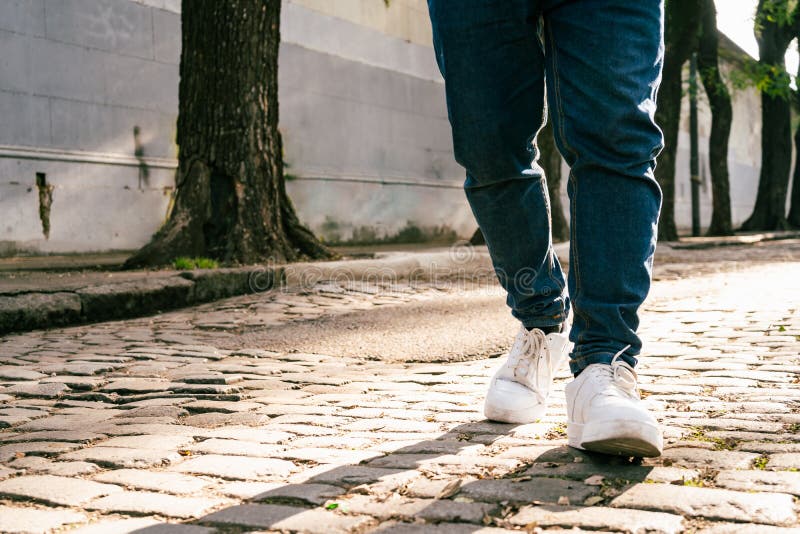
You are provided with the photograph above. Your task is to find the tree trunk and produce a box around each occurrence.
[539,116,569,242]
[697,0,733,236]
[741,1,794,231]
[124,0,332,268]
[788,62,800,227]
[789,104,800,227]
[654,0,703,242]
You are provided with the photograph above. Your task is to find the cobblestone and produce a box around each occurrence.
[0,256,797,532]
[0,474,121,506]
[610,483,796,525]
[86,490,227,518]
[0,505,86,533]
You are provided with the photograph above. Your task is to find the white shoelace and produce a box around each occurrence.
[506,328,552,403]
[589,345,639,398]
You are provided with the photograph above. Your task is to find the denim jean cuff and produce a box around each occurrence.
[519,313,567,330]
[569,350,638,375]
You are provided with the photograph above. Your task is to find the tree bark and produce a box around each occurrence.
[539,116,569,243]
[124,0,332,268]
[789,101,800,227]
[697,0,733,236]
[788,61,800,227]
[741,0,795,231]
[654,0,703,241]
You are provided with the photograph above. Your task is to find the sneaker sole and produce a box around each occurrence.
[484,399,546,424]
[568,419,663,457]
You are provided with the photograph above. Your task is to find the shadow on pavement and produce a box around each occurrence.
[129,421,654,532]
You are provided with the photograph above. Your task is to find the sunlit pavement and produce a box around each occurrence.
[0,242,798,533]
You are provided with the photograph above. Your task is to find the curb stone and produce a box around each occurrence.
[0,249,498,335]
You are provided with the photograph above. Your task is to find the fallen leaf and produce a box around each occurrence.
[178,450,192,456]
[583,495,604,506]
[325,503,339,510]
[437,479,462,499]
[511,476,532,483]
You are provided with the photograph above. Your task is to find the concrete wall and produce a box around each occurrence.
[0,0,468,255]
[0,0,769,255]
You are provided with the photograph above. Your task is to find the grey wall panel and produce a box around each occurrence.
[0,91,51,147]
[102,52,178,112]
[44,0,154,59]
[0,0,45,37]
[28,36,107,102]
[152,8,180,64]
[0,31,33,94]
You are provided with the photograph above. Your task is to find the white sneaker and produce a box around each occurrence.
[484,325,569,424]
[565,348,663,457]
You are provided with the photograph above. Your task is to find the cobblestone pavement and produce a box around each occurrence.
[0,244,798,533]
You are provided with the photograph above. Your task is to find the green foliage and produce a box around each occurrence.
[757,0,799,30]
[753,455,770,470]
[729,58,793,100]
[173,257,219,270]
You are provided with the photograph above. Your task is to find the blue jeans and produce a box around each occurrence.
[428,0,664,374]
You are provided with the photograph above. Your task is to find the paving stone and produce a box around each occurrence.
[715,469,800,496]
[0,366,47,381]
[86,490,227,518]
[117,405,189,418]
[203,426,293,443]
[68,518,161,534]
[250,482,344,505]
[92,468,212,494]
[341,494,494,524]
[610,483,796,525]
[699,523,800,534]
[97,434,195,450]
[372,524,511,534]
[0,474,121,506]
[766,453,800,470]
[169,454,294,480]
[279,447,381,464]
[9,456,100,476]
[459,477,596,505]
[509,504,684,533]
[1,430,107,443]
[182,400,261,413]
[4,382,70,398]
[181,412,269,428]
[0,505,87,533]
[187,438,284,457]
[100,379,172,393]
[659,447,759,469]
[218,481,283,499]
[200,503,374,533]
[61,446,183,468]
[291,465,416,488]
[0,440,80,461]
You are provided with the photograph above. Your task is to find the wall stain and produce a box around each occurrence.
[134,125,150,189]
[35,172,53,239]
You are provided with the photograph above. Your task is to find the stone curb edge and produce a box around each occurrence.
[0,249,499,336]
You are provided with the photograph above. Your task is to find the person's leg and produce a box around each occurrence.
[542,0,664,374]
[428,0,569,330]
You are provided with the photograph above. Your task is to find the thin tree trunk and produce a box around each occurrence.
[125,0,332,268]
[789,101,800,226]
[697,0,733,236]
[788,63,800,227]
[741,1,794,231]
[539,116,568,243]
[654,0,702,241]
